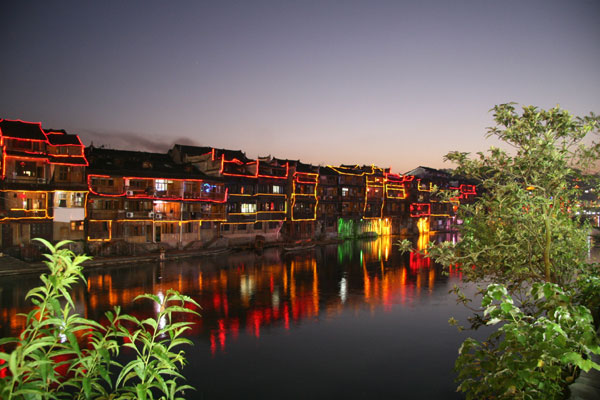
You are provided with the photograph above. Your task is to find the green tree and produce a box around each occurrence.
[404,103,600,290]
[400,104,600,399]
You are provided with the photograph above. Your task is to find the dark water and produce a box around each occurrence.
[0,236,487,399]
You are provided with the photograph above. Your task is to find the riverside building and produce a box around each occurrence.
[0,119,478,259]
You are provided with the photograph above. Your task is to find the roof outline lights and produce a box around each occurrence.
[294,171,319,184]
[256,160,289,179]
[220,154,258,177]
[328,164,384,177]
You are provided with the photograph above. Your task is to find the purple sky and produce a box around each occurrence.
[2,0,599,173]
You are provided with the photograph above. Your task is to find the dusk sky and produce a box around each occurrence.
[2,0,599,173]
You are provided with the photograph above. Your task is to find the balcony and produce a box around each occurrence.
[3,176,48,185]
[227,213,256,223]
[1,209,48,219]
[120,210,153,219]
[182,211,226,221]
[291,210,316,220]
[183,191,227,202]
[256,211,286,221]
[87,209,119,220]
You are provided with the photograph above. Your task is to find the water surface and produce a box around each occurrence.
[0,236,486,399]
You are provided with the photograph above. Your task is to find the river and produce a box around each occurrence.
[0,235,488,399]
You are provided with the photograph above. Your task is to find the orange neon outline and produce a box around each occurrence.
[291,172,318,221]
[256,160,289,179]
[327,164,385,177]
[0,189,51,221]
[87,220,112,242]
[363,179,385,219]
[385,184,407,199]
[1,120,89,175]
[87,174,228,203]
[417,179,433,192]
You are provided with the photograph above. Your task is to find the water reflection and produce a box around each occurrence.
[1,234,477,399]
[2,235,453,349]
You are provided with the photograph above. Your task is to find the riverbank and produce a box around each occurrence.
[0,238,345,277]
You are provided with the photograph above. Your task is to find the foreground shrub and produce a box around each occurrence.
[456,283,600,400]
[0,239,199,400]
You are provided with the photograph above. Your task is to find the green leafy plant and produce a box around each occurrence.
[399,104,600,398]
[0,239,200,400]
[401,104,600,289]
[456,283,600,400]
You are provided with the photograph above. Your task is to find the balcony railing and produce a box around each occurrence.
[87,210,119,220]
[227,213,256,223]
[0,209,48,219]
[256,211,286,221]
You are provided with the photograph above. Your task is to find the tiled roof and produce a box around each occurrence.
[48,155,88,165]
[85,147,220,180]
[0,119,47,141]
[46,132,83,146]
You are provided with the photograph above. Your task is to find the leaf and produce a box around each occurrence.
[83,376,91,399]
[136,383,148,400]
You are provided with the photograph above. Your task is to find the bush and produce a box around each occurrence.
[455,283,600,400]
[0,239,200,400]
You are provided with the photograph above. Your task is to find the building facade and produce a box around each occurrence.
[0,119,479,259]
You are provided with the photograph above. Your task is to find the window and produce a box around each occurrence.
[201,221,212,230]
[241,203,256,213]
[272,185,282,194]
[58,166,69,181]
[57,192,67,207]
[16,161,37,177]
[183,222,194,233]
[341,187,349,197]
[73,193,84,207]
[155,179,167,192]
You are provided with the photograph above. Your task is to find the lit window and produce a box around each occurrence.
[70,221,84,231]
[155,179,167,192]
[241,203,256,213]
[272,185,282,194]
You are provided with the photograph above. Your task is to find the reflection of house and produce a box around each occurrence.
[85,147,226,255]
[0,120,89,257]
